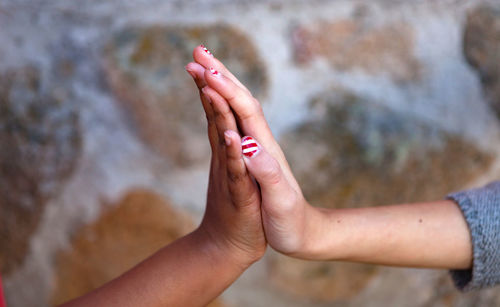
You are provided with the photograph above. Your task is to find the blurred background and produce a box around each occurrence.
[1,0,500,306]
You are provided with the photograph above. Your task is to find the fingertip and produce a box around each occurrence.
[241,136,261,159]
[243,144,284,190]
[240,136,280,182]
[224,130,240,144]
[224,130,232,146]
[200,44,214,57]
[185,62,202,72]
[225,130,243,160]
[185,62,207,88]
[201,86,215,104]
[185,67,196,79]
[185,62,196,70]
[192,44,203,60]
[194,44,214,64]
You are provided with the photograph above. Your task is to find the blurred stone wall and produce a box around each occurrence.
[1,0,500,306]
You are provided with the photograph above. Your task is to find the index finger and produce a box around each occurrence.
[193,45,251,94]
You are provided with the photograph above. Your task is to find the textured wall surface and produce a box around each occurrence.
[1,0,500,306]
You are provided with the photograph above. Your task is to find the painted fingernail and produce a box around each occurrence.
[201,44,213,56]
[224,131,232,146]
[241,136,260,158]
[209,67,221,76]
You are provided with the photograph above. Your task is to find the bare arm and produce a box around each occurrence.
[305,200,472,269]
[238,138,473,269]
[60,229,250,307]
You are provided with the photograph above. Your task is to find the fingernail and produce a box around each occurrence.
[209,67,221,77]
[201,87,212,104]
[185,66,196,79]
[224,131,232,146]
[201,44,213,56]
[241,136,260,158]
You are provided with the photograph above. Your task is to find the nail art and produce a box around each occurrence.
[241,136,259,158]
[201,44,213,56]
[209,67,221,76]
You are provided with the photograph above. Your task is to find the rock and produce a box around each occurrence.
[51,189,224,306]
[282,90,493,208]
[0,66,81,277]
[291,18,421,83]
[103,25,268,167]
[268,254,377,302]
[268,90,492,302]
[464,5,500,118]
[349,267,500,307]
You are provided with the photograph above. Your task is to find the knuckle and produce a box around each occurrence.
[260,162,282,186]
[229,89,248,104]
[253,100,264,115]
[227,168,247,184]
[211,101,231,119]
[229,187,259,208]
[239,100,262,121]
[214,106,232,121]
[281,191,300,212]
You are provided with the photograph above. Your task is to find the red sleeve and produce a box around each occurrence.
[0,274,6,307]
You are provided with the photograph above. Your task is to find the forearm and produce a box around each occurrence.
[60,228,247,307]
[302,200,472,269]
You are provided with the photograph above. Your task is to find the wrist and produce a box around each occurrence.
[290,204,342,261]
[275,199,322,259]
[302,206,352,261]
[193,223,262,272]
[295,203,326,259]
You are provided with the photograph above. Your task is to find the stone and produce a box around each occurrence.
[348,267,500,307]
[268,90,493,302]
[268,254,377,302]
[291,18,421,83]
[464,4,500,118]
[282,90,493,208]
[103,25,268,167]
[51,189,224,306]
[0,66,81,277]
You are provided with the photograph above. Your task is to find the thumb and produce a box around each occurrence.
[240,136,291,197]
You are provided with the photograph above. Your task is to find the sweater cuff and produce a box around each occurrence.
[447,181,500,291]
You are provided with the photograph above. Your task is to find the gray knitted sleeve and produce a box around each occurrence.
[447,181,500,291]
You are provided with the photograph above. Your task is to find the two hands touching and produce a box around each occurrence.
[186,44,472,270]
[185,44,317,263]
[62,45,473,307]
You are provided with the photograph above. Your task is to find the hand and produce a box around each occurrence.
[186,45,323,258]
[185,51,266,267]
[58,47,270,307]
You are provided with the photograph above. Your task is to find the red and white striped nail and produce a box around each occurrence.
[201,44,213,56]
[209,67,221,76]
[241,136,260,158]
